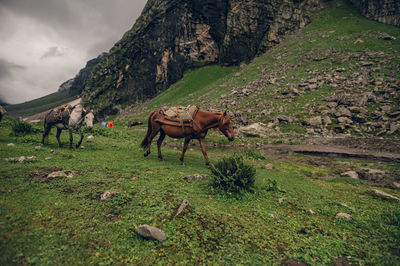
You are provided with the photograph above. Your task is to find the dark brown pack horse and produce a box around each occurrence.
[141,109,235,166]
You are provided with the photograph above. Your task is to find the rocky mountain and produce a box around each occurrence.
[349,0,400,26]
[58,53,107,93]
[81,0,325,117]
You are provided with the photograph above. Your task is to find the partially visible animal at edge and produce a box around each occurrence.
[41,104,94,149]
[141,108,235,166]
[0,105,6,122]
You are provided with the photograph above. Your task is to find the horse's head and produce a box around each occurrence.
[83,110,94,130]
[218,111,234,141]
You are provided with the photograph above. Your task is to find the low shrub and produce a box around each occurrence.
[11,119,35,136]
[210,156,256,193]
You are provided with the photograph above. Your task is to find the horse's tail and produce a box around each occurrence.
[140,111,156,149]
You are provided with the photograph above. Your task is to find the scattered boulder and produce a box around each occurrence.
[238,123,277,138]
[137,224,167,242]
[303,116,322,127]
[340,171,359,179]
[100,191,118,201]
[335,212,351,219]
[5,156,38,163]
[47,170,77,179]
[35,146,42,150]
[369,189,400,202]
[183,174,209,182]
[377,32,396,40]
[7,143,15,147]
[309,209,316,215]
[174,199,189,218]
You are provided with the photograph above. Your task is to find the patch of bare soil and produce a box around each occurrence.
[28,167,63,182]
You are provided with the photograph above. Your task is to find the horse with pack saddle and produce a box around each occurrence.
[41,103,94,149]
[141,105,235,166]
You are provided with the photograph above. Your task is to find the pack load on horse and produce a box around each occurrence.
[41,104,94,149]
[141,105,234,166]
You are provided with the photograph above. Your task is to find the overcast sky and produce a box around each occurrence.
[0,0,147,104]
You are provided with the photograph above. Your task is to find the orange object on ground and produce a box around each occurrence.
[107,121,114,128]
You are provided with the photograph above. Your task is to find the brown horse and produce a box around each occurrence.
[141,109,234,166]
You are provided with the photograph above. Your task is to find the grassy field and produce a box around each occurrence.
[1,119,399,265]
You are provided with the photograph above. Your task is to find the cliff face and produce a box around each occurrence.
[349,0,400,26]
[82,0,324,117]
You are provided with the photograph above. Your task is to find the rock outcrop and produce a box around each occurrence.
[349,0,400,26]
[80,0,325,118]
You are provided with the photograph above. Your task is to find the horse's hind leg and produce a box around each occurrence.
[157,130,166,161]
[56,128,63,147]
[144,125,160,157]
[76,128,83,148]
[180,137,191,166]
[69,129,74,150]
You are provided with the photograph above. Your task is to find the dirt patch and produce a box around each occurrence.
[28,167,63,182]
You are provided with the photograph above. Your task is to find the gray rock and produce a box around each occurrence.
[370,189,400,202]
[174,199,189,218]
[341,171,359,179]
[35,146,42,150]
[268,213,279,219]
[7,143,15,147]
[183,174,209,182]
[335,212,351,219]
[100,191,118,201]
[47,170,77,179]
[137,224,167,242]
[265,164,273,170]
[303,116,322,127]
[238,123,278,138]
[309,209,316,215]
[338,117,353,125]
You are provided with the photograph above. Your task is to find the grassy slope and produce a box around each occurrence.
[4,90,79,118]
[1,1,400,265]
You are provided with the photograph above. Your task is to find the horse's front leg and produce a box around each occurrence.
[157,130,166,161]
[76,128,84,148]
[56,128,63,147]
[69,128,74,150]
[144,126,160,157]
[41,124,51,145]
[198,138,210,166]
[180,137,191,166]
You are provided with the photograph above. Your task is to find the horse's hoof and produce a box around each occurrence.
[158,157,164,161]
[144,152,150,157]
[181,162,185,166]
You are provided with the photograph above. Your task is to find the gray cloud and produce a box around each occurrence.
[0,58,25,79]
[0,0,147,104]
[41,46,64,59]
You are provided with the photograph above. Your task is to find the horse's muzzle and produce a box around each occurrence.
[228,136,235,141]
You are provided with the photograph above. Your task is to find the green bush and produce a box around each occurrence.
[11,119,34,136]
[210,156,256,193]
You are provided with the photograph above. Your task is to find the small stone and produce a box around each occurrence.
[341,171,359,179]
[174,199,189,218]
[335,212,351,219]
[340,203,349,208]
[100,191,118,201]
[265,164,273,170]
[268,213,278,219]
[7,143,15,147]
[87,135,94,139]
[50,149,55,154]
[35,146,42,150]
[309,209,316,215]
[183,174,209,182]
[47,170,77,179]
[45,157,52,160]
[137,224,167,242]
[278,198,284,204]
[80,146,85,149]
[392,182,400,189]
